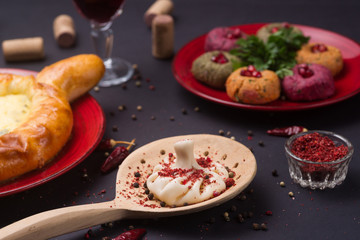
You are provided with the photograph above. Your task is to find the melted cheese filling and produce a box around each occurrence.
[147,139,229,207]
[0,94,31,135]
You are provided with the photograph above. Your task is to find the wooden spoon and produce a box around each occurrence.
[0,134,257,240]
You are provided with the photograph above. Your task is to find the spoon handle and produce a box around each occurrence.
[0,201,128,240]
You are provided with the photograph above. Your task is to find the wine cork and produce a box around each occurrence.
[53,14,76,48]
[2,37,45,62]
[144,0,174,27]
[152,14,174,59]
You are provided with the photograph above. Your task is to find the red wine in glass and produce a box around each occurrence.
[73,0,125,24]
[73,0,133,87]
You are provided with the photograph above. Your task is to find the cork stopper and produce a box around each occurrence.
[53,14,76,48]
[2,37,45,62]
[152,14,174,59]
[144,0,174,27]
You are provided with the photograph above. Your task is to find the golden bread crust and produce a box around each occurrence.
[0,54,104,182]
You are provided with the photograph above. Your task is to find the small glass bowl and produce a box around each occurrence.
[285,130,354,190]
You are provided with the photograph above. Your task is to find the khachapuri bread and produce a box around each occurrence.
[0,54,105,182]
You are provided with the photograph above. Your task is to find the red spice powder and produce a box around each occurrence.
[197,157,212,168]
[291,132,348,162]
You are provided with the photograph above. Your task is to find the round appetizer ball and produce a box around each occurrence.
[296,43,343,76]
[225,65,281,104]
[191,51,240,89]
[204,27,247,52]
[256,22,302,42]
[282,63,335,101]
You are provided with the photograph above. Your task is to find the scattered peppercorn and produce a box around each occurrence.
[140,159,146,164]
[93,86,100,92]
[225,178,235,188]
[226,131,231,136]
[121,84,127,90]
[144,189,150,194]
[228,171,235,178]
[248,211,254,218]
[118,105,126,111]
[109,111,115,116]
[181,108,187,115]
[169,116,175,121]
[135,81,141,87]
[252,223,261,230]
[160,201,166,207]
[160,149,166,155]
[150,115,156,120]
[230,205,237,212]
[194,106,200,112]
[204,151,209,156]
[247,130,253,136]
[134,172,141,178]
[136,105,142,111]
[219,129,225,135]
[272,169,279,177]
[237,214,245,223]
[289,191,294,197]
[239,194,247,201]
[230,136,236,140]
[131,114,137,120]
[258,141,265,147]
[280,181,286,187]
[112,125,118,132]
[133,182,139,188]
[148,193,154,200]
[261,223,268,230]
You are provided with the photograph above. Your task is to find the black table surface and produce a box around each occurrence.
[1,0,360,239]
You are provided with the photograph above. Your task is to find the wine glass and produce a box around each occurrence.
[73,0,133,87]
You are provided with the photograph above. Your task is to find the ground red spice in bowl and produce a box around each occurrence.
[291,132,348,162]
[285,130,353,189]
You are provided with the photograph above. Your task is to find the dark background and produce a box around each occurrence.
[0,0,359,239]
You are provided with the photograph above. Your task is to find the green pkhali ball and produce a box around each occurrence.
[191,51,240,89]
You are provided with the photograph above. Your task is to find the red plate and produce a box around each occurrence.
[0,69,105,196]
[172,23,360,111]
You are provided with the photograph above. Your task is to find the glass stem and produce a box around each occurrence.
[90,22,113,61]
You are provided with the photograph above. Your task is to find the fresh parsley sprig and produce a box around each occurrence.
[230,27,310,78]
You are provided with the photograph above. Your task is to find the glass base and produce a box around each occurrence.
[99,58,134,87]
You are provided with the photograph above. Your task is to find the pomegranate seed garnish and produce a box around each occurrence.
[211,52,228,64]
[240,65,262,78]
[226,28,242,39]
[298,64,314,78]
[252,71,261,77]
[282,22,290,28]
[271,27,279,33]
[247,65,255,72]
[311,43,328,53]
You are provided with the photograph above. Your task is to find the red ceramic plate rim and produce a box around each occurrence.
[0,68,106,196]
[172,23,360,111]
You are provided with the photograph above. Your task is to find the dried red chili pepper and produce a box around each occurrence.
[112,228,146,240]
[267,126,307,137]
[97,139,135,151]
[101,139,135,173]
